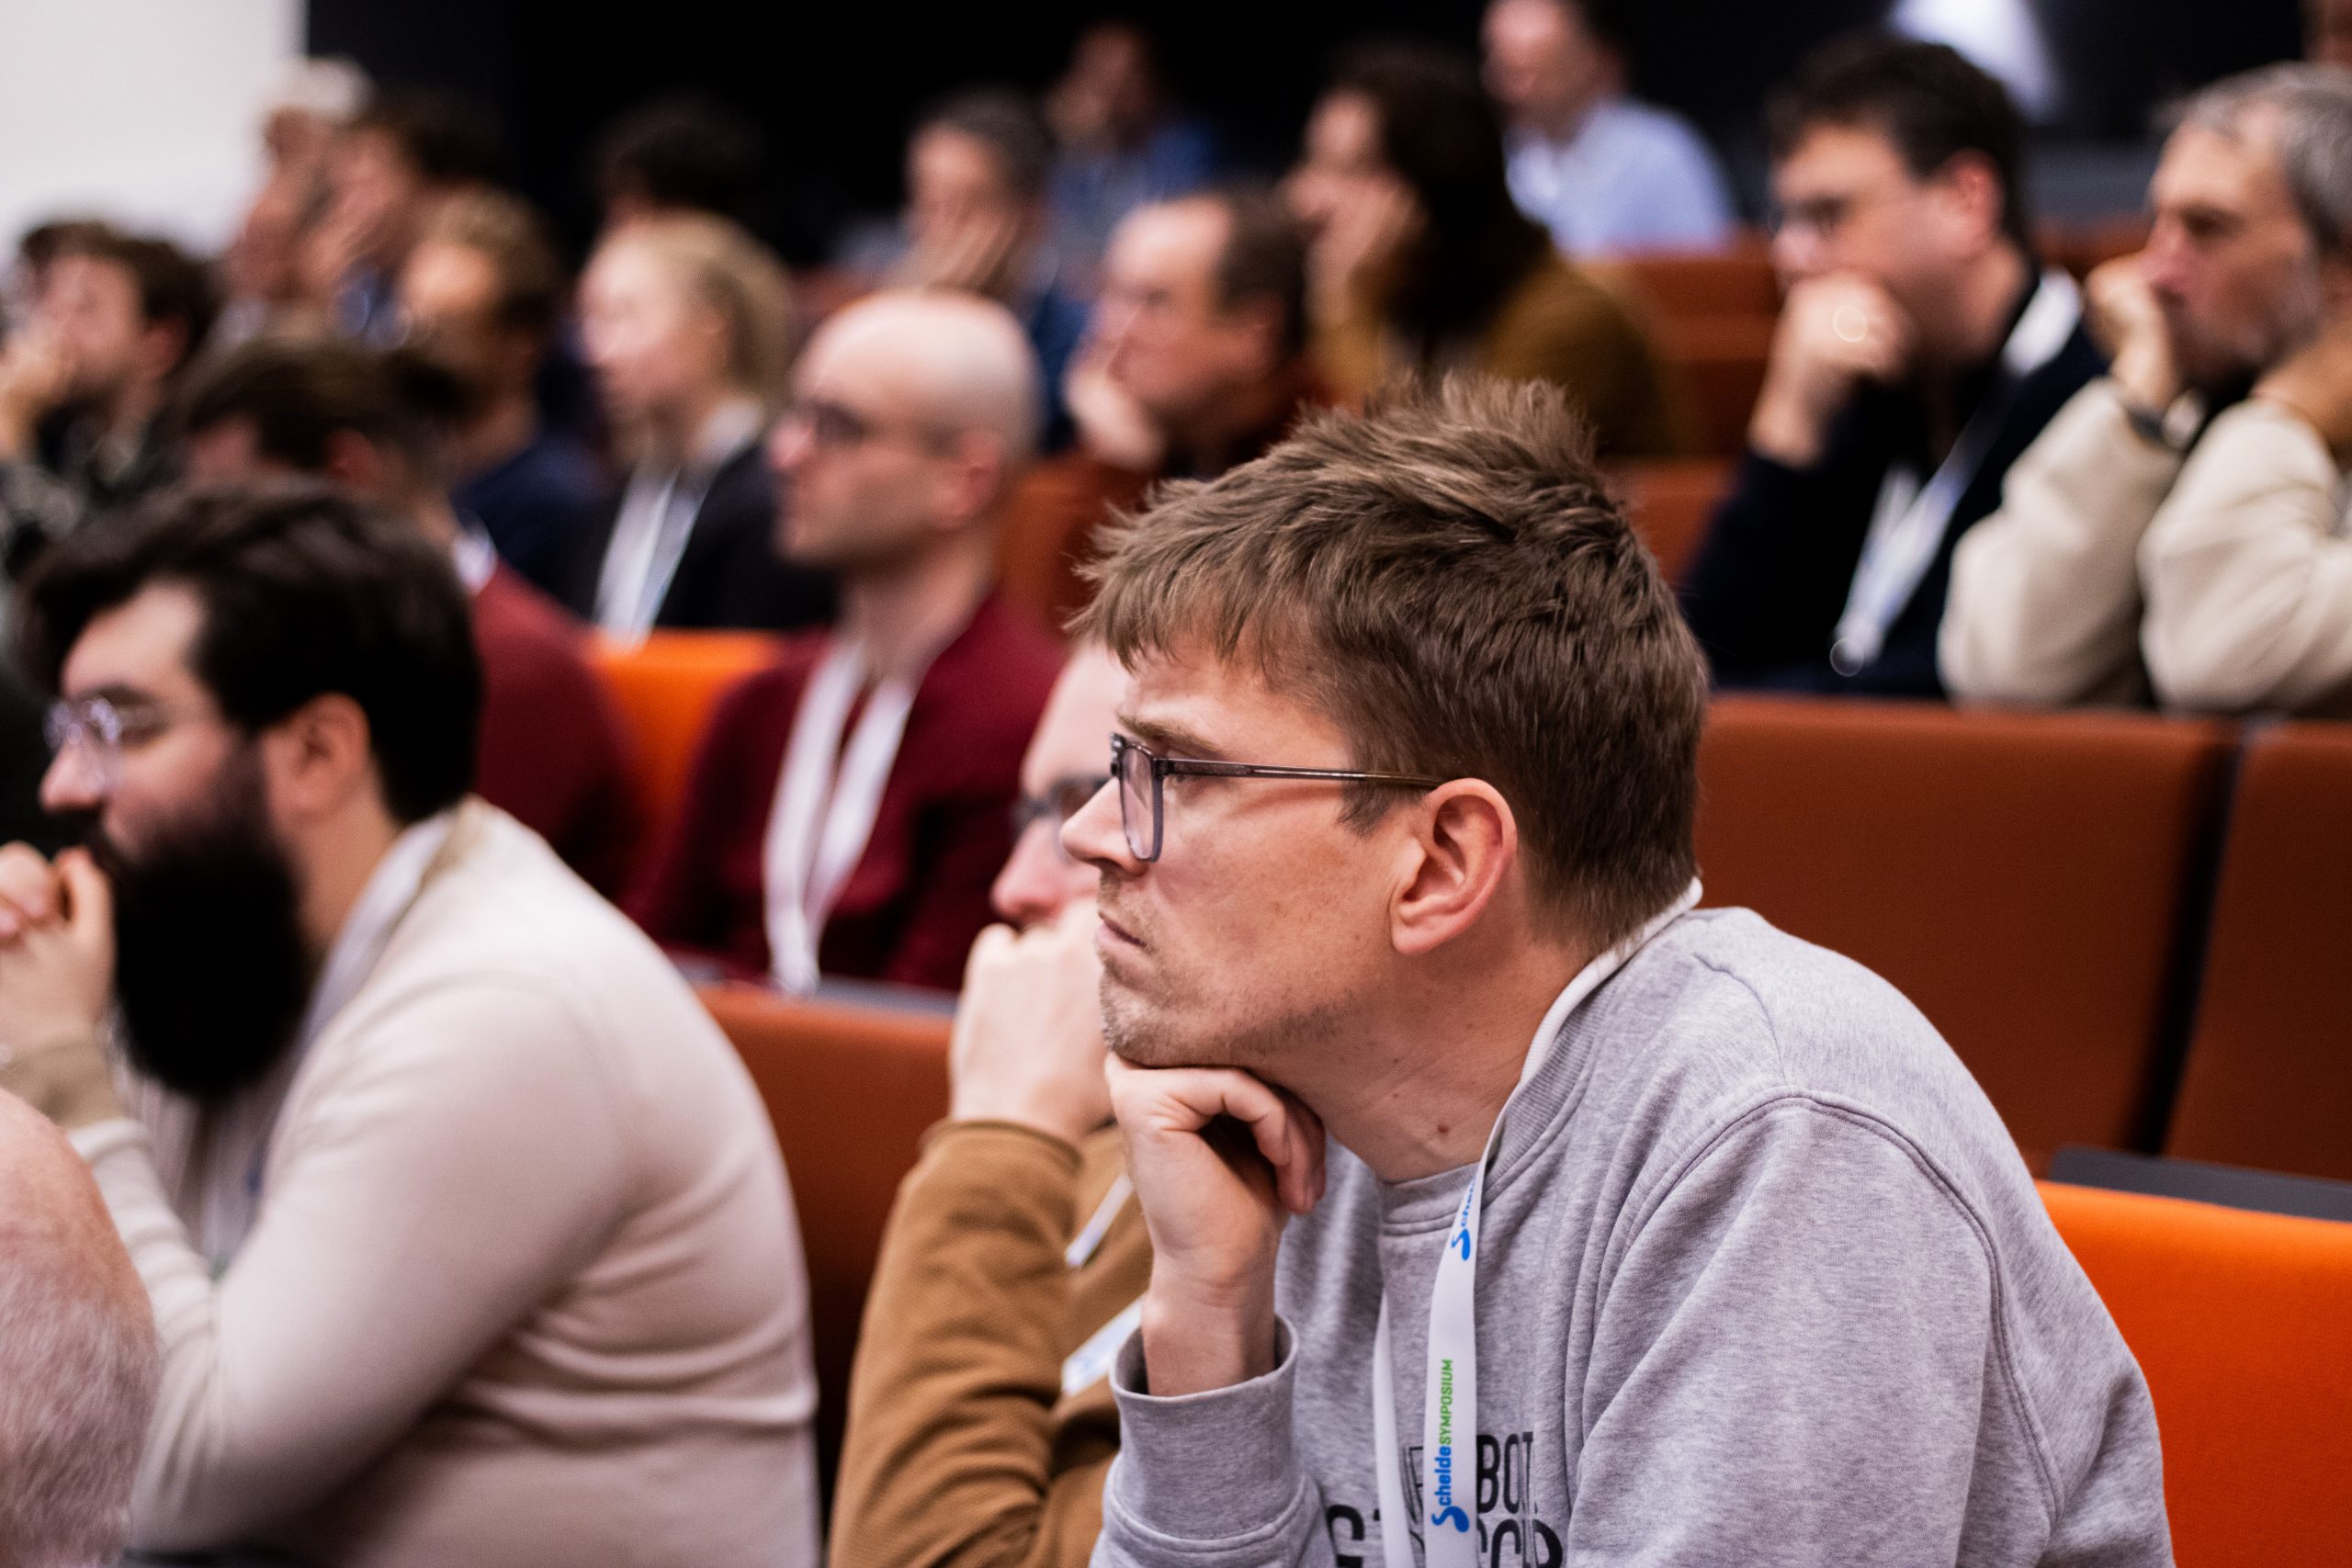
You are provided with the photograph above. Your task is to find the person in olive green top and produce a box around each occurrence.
[831,644,1148,1568]
[1284,42,1689,458]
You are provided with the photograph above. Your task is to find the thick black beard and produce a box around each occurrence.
[77,759,317,1107]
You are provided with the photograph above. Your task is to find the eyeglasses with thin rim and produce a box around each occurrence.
[1111,732,1445,863]
[44,694,195,799]
[1010,773,1112,863]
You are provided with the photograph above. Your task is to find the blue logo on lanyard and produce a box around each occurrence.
[1451,1226,1472,1260]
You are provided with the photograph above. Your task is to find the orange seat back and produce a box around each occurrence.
[1696,697,2234,1167]
[590,632,780,847]
[995,457,1149,638]
[2040,1180,2352,1564]
[2166,725,2352,1181]
[1609,457,1731,586]
[698,982,952,1498]
[1601,243,1780,321]
[1656,315,1774,457]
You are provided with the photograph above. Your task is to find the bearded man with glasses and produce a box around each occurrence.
[0,482,822,1565]
[1069,377,2169,1568]
[628,289,1062,994]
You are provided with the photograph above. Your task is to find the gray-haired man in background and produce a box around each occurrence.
[1945,64,2352,714]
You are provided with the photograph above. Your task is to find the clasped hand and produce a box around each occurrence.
[0,844,115,1054]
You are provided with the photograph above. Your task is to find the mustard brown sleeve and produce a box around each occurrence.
[831,1121,1132,1568]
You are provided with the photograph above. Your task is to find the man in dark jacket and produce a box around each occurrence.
[1680,36,2103,697]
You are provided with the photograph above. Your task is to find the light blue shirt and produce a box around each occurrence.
[1505,96,1736,256]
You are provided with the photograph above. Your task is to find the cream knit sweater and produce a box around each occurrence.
[72,801,820,1567]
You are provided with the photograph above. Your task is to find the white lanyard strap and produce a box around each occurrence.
[763,641,921,995]
[1371,880,1702,1568]
[1831,270,2081,675]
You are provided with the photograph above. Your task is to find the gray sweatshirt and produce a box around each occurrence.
[1097,908,2171,1568]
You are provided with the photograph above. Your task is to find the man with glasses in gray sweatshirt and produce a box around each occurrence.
[1064,377,2171,1567]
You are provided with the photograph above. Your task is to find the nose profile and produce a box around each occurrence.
[990,825,1067,929]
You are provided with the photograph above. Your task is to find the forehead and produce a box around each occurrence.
[1107,202,1227,288]
[1486,0,1576,51]
[1307,91,1384,166]
[1119,640,1352,759]
[1025,648,1127,784]
[582,241,673,305]
[1772,121,1916,192]
[2154,117,2297,218]
[59,582,209,702]
[910,127,1012,196]
[402,240,499,310]
[48,253,138,309]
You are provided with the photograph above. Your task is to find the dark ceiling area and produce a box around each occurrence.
[309,0,2300,265]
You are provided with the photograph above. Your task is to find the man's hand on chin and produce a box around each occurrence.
[1106,1053,1326,1396]
[0,847,122,1131]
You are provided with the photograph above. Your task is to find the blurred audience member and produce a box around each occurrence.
[632,291,1060,992]
[1946,65,2352,715]
[831,643,1141,1568]
[0,484,820,1565]
[6,219,114,331]
[1286,43,1682,457]
[1681,36,2099,695]
[1483,0,1736,255]
[216,61,370,350]
[1067,189,1317,479]
[595,93,773,238]
[0,1091,158,1568]
[902,89,1091,450]
[400,190,605,592]
[179,336,638,892]
[567,213,832,635]
[1045,22,1218,293]
[260,58,374,197]
[305,88,502,345]
[0,227,217,577]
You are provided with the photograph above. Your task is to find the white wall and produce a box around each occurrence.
[0,0,302,258]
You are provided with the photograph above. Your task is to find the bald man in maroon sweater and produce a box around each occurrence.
[630,291,1060,993]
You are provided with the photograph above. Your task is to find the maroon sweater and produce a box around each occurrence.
[628,593,1061,991]
[472,565,639,894]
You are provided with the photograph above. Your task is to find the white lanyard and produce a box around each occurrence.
[1831,270,2081,676]
[199,810,458,1267]
[762,640,922,995]
[1370,881,1701,1568]
[594,401,764,643]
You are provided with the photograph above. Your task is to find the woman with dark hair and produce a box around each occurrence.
[1286,41,1686,457]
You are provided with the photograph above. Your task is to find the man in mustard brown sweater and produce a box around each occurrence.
[830,642,1144,1568]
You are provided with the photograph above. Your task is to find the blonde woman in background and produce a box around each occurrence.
[563,212,833,637]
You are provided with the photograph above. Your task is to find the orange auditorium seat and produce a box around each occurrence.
[2041,1181,2352,1565]
[698,981,952,1499]
[1601,242,1780,321]
[1609,457,1730,586]
[1656,315,1774,458]
[995,456,1150,638]
[1696,697,2235,1168]
[589,631,780,847]
[2165,724,2352,1182]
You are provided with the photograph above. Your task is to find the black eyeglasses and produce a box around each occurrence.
[1009,773,1112,863]
[1111,732,1445,863]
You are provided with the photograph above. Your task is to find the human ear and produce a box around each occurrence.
[1390,780,1516,958]
[321,430,390,495]
[261,693,376,825]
